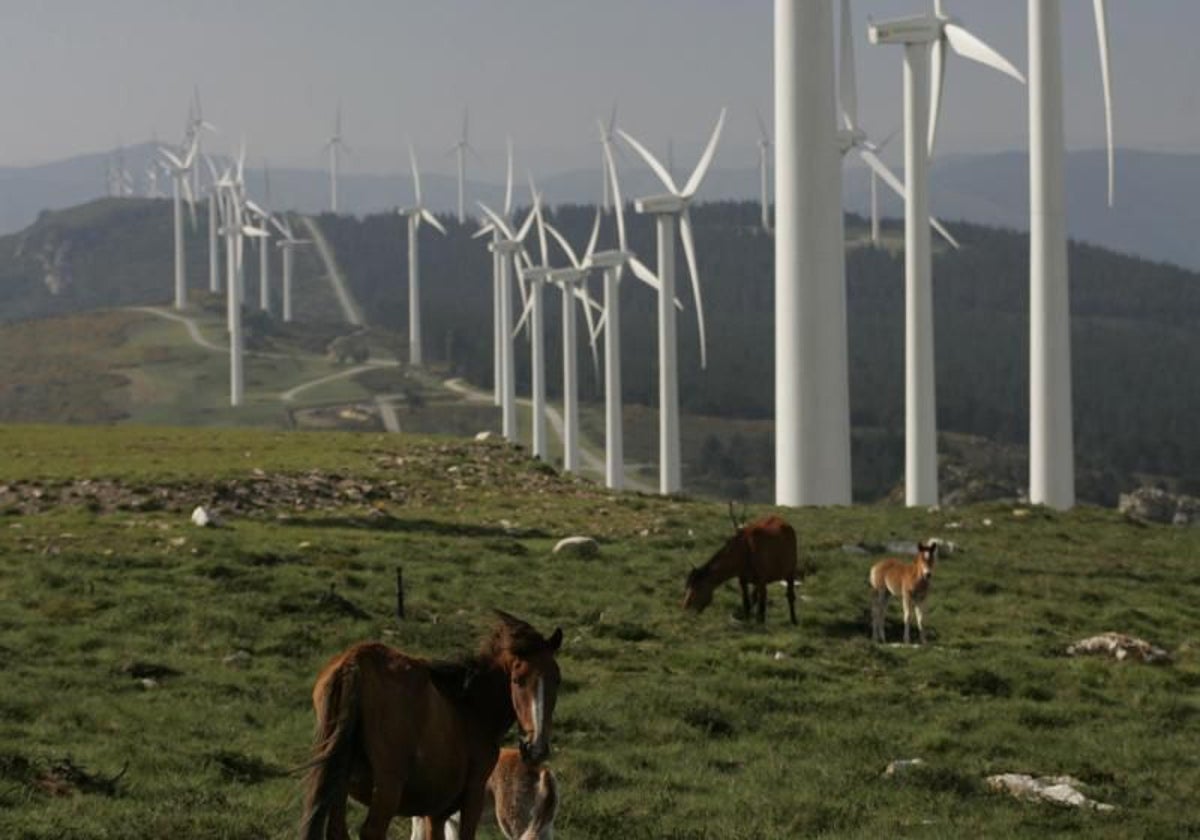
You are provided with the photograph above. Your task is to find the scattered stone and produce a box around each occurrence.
[34,757,127,798]
[840,543,871,555]
[1119,487,1200,526]
[772,651,788,661]
[982,518,993,527]
[884,758,925,777]
[474,431,493,441]
[946,521,962,530]
[191,506,217,528]
[553,536,599,558]
[1012,508,1031,519]
[223,650,253,669]
[140,678,159,690]
[168,536,187,548]
[1067,632,1170,664]
[886,541,919,556]
[986,773,1115,812]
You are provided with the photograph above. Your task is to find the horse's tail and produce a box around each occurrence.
[299,658,361,840]
[519,766,558,840]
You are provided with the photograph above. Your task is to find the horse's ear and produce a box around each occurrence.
[547,627,563,652]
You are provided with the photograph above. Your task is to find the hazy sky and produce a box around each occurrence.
[2,1,1197,178]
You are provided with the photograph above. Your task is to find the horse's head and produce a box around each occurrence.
[489,611,563,764]
[916,541,938,579]
[683,564,715,612]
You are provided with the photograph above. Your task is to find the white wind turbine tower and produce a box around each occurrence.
[755,110,773,235]
[401,144,448,367]
[868,3,1023,507]
[1028,0,1114,511]
[774,0,851,507]
[477,199,537,444]
[618,109,724,495]
[203,155,223,293]
[271,215,312,323]
[325,104,351,213]
[245,164,275,314]
[159,139,197,310]
[447,109,475,224]
[598,105,619,213]
[478,138,516,406]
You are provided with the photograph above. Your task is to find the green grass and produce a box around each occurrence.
[1,425,1198,838]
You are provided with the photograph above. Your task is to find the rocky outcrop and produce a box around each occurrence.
[1118,487,1200,526]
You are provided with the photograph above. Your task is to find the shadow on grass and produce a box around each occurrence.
[278,514,549,540]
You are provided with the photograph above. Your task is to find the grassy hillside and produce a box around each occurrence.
[0,425,1197,838]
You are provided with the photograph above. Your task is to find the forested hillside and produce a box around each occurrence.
[2,198,1198,502]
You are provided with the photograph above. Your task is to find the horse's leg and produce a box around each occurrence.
[786,576,798,626]
[738,575,751,619]
[410,817,426,840]
[358,774,404,840]
[915,601,926,645]
[901,591,912,645]
[455,777,489,840]
[756,582,767,624]
[328,798,350,840]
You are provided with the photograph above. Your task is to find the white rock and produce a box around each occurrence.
[884,758,924,777]
[474,431,494,441]
[1067,632,1170,664]
[191,506,217,528]
[223,650,252,668]
[986,773,1115,812]
[553,536,599,557]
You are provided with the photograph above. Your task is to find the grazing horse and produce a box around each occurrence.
[683,504,800,624]
[410,747,558,840]
[869,541,938,644]
[300,611,563,840]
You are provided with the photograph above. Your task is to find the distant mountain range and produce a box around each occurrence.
[3,144,1198,271]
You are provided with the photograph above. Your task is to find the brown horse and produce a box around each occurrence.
[410,747,558,840]
[300,611,563,840]
[869,541,938,644]
[683,504,801,624]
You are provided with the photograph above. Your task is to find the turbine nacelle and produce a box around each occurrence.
[634,194,688,215]
[548,267,589,286]
[587,250,632,270]
[868,15,941,45]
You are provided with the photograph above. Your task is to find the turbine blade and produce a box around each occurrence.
[160,149,185,170]
[603,137,627,251]
[838,0,858,131]
[409,143,422,206]
[545,221,580,269]
[679,210,707,369]
[515,205,537,242]
[421,209,447,235]
[943,22,1026,84]
[1094,0,1115,206]
[584,207,601,262]
[504,136,514,217]
[755,107,770,143]
[473,222,496,240]
[528,174,549,265]
[928,36,946,157]
[616,128,678,194]
[477,202,515,240]
[931,215,961,250]
[574,286,600,374]
[628,255,662,294]
[682,108,726,198]
[858,147,907,202]
[512,292,534,338]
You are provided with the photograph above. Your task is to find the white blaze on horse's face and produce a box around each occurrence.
[511,651,560,765]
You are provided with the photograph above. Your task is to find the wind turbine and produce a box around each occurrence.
[216,155,268,406]
[325,104,351,213]
[401,144,448,368]
[271,214,312,323]
[245,164,275,314]
[868,3,1024,507]
[540,212,604,474]
[476,137,516,406]
[477,198,537,445]
[617,109,724,495]
[755,110,773,235]
[185,87,218,202]
[159,139,197,310]
[838,0,959,249]
[1028,0,1114,510]
[448,109,475,224]
[508,178,554,460]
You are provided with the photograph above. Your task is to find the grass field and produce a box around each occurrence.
[0,424,1197,838]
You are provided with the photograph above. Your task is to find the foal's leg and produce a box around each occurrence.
[455,777,490,840]
[755,582,767,624]
[870,590,886,642]
[901,592,913,645]
[786,576,798,625]
[915,601,926,645]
